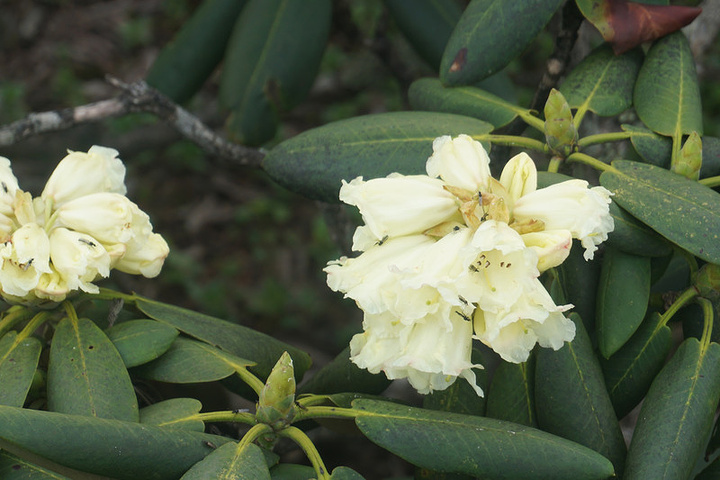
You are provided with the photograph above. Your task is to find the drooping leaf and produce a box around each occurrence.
[624,339,720,479]
[408,78,529,128]
[145,0,247,103]
[106,319,178,368]
[180,442,271,480]
[132,296,311,383]
[47,317,138,422]
[0,332,41,407]
[133,336,252,384]
[596,247,651,358]
[600,160,720,264]
[353,399,614,479]
[605,201,672,257]
[0,448,71,479]
[486,355,536,427]
[634,32,703,137]
[140,398,204,432]
[559,43,642,117]
[576,0,701,54]
[535,313,626,476]
[0,405,232,480]
[297,346,390,396]
[262,112,493,203]
[383,0,463,70]
[219,0,331,145]
[440,0,565,85]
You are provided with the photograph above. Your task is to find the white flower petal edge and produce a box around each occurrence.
[513,179,614,260]
[350,309,484,396]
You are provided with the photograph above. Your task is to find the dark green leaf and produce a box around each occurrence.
[133,336,251,383]
[486,355,536,427]
[384,0,463,70]
[560,44,642,117]
[535,313,626,475]
[623,124,671,168]
[145,0,247,103]
[555,240,601,335]
[220,0,331,145]
[408,78,527,128]
[180,442,271,480]
[440,0,565,85]
[106,319,178,368]
[0,332,41,407]
[0,405,232,480]
[269,463,317,480]
[624,339,720,479]
[634,32,703,136]
[596,247,651,358]
[601,312,672,419]
[132,296,311,384]
[600,160,720,264]
[423,349,486,417]
[606,201,672,257]
[695,455,720,480]
[702,136,720,179]
[140,398,204,432]
[330,466,365,479]
[262,111,493,203]
[297,346,390,396]
[353,399,615,479]
[47,317,138,422]
[0,448,71,479]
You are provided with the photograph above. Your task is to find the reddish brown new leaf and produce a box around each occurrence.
[578,0,701,54]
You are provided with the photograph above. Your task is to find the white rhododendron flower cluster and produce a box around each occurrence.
[0,146,169,304]
[325,135,614,396]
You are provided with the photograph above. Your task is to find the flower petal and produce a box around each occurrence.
[426,134,491,192]
[499,152,537,205]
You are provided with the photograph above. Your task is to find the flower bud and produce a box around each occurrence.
[672,132,702,181]
[544,89,577,157]
[255,352,296,430]
[694,263,720,302]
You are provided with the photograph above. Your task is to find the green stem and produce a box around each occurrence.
[278,426,331,480]
[699,176,720,188]
[678,247,700,278]
[670,130,683,173]
[62,300,79,324]
[659,286,699,327]
[194,410,257,425]
[237,423,273,451]
[94,288,136,302]
[577,131,633,148]
[474,134,547,152]
[697,297,714,354]
[0,306,33,338]
[566,152,617,173]
[296,394,333,408]
[517,111,546,132]
[547,156,563,173]
[293,405,360,423]
[16,311,51,342]
[234,367,265,397]
[573,105,589,130]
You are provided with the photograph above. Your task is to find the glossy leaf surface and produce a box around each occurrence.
[106,319,178,368]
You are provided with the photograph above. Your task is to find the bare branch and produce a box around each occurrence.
[0,78,265,168]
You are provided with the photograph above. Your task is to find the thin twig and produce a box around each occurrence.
[0,77,265,168]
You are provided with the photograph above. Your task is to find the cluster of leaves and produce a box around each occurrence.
[2,0,720,479]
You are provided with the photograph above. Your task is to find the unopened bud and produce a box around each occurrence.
[256,351,296,430]
[544,89,577,157]
[672,131,702,180]
[694,263,720,302]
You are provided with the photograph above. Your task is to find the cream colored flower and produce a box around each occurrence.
[48,228,111,293]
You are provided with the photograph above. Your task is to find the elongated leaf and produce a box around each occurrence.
[606,200,672,257]
[384,0,463,70]
[132,296,311,383]
[0,332,41,407]
[263,111,493,203]
[440,0,565,85]
[146,0,247,103]
[535,313,626,475]
[297,346,390,396]
[140,398,204,432]
[106,319,178,368]
[353,399,614,479]
[486,355,536,427]
[423,349,486,417]
[560,44,642,117]
[596,247,651,358]
[0,406,232,480]
[220,0,331,145]
[601,311,672,419]
[408,78,526,128]
[47,317,138,422]
[600,160,720,264]
[0,449,71,479]
[181,442,271,480]
[624,339,720,479]
[634,32,703,137]
[134,336,252,383]
[555,240,601,334]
